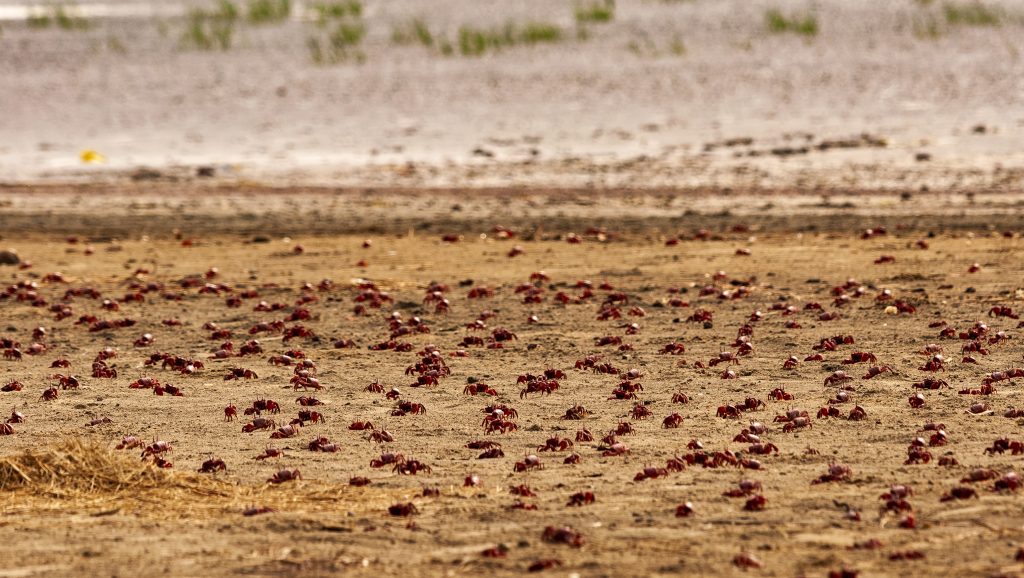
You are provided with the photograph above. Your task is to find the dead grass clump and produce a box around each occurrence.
[0,438,223,498]
[0,438,394,518]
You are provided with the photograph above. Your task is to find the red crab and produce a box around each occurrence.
[153,384,184,396]
[842,352,877,365]
[743,495,767,511]
[812,463,852,484]
[747,442,779,455]
[368,428,395,443]
[733,553,762,569]
[567,491,595,507]
[528,559,563,572]
[671,392,690,404]
[270,424,301,439]
[723,479,763,497]
[253,446,284,460]
[913,378,948,390]
[659,342,686,355]
[984,438,1024,455]
[600,442,629,457]
[514,454,544,472]
[709,351,740,367]
[7,407,25,424]
[631,403,652,420]
[141,440,172,458]
[394,459,432,475]
[129,377,159,389]
[294,409,325,424]
[370,452,405,468]
[116,435,144,450]
[782,417,812,433]
[862,365,893,379]
[393,401,426,416]
[940,487,978,501]
[464,383,498,396]
[919,354,946,372]
[541,526,584,547]
[663,413,683,428]
[1,380,23,392]
[634,465,669,481]
[242,417,276,433]
[989,306,1019,319]
[509,484,536,497]
[818,406,841,419]
[224,368,258,380]
[268,469,301,484]
[565,403,589,418]
[905,443,932,465]
[538,436,574,452]
[198,457,227,473]
[824,371,853,386]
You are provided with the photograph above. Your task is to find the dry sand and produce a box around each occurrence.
[0,208,1022,576]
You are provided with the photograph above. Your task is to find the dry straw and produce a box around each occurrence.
[0,438,396,519]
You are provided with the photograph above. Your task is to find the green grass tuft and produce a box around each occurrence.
[575,0,615,24]
[913,14,944,38]
[765,8,818,36]
[183,1,238,50]
[458,24,511,56]
[330,21,365,48]
[392,18,434,47]
[27,10,51,28]
[669,36,686,56]
[944,1,1001,26]
[307,2,365,64]
[55,5,90,30]
[311,0,362,25]
[520,22,563,44]
[27,4,90,30]
[457,21,564,56]
[106,35,128,53]
[247,0,291,24]
[215,0,239,22]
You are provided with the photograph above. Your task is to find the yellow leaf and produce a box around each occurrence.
[80,149,106,164]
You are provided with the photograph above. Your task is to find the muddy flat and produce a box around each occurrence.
[1,0,1023,191]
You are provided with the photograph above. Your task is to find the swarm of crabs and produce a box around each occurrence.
[2,223,1024,576]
